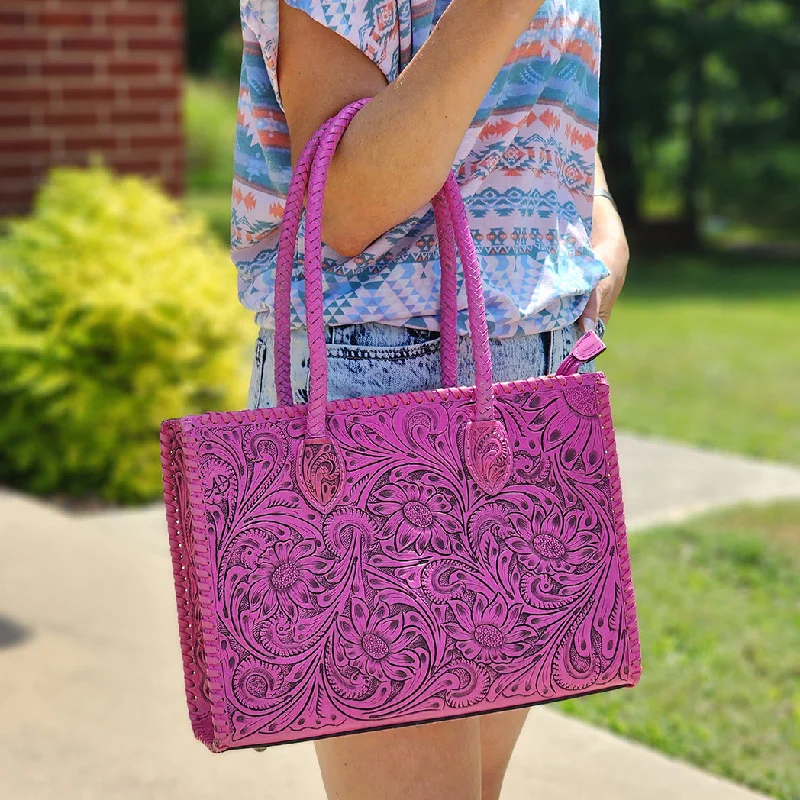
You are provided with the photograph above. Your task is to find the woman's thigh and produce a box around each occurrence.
[480,707,530,800]
[314,716,482,800]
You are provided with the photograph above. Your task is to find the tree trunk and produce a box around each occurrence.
[679,5,707,250]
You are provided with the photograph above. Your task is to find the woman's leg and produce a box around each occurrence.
[479,708,530,800]
[314,716,482,800]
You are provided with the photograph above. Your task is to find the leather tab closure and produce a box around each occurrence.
[296,437,346,513]
[465,419,513,495]
[555,330,606,376]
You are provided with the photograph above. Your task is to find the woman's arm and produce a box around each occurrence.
[578,153,630,332]
[277,0,546,257]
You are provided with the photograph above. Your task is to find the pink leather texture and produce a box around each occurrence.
[160,101,641,753]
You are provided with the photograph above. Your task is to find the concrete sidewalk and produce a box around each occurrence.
[3,431,794,800]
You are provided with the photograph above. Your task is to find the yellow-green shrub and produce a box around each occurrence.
[0,166,252,504]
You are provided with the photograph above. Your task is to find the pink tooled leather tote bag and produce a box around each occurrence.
[160,99,641,753]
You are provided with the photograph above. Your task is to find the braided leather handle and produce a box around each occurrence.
[433,191,459,388]
[273,113,341,406]
[273,99,495,436]
[436,172,495,420]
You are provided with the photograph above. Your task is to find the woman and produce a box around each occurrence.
[233,0,629,796]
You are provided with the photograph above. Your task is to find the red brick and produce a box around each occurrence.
[0,185,33,200]
[0,111,33,127]
[131,133,182,150]
[41,61,96,77]
[43,111,99,127]
[0,10,28,26]
[61,36,115,52]
[128,85,179,101]
[37,11,93,27]
[126,36,180,52]
[109,109,162,126]
[0,139,51,155]
[0,163,41,180]
[108,60,159,77]
[63,135,117,151]
[164,179,182,196]
[0,86,49,103]
[0,189,35,207]
[105,12,159,27]
[0,36,49,52]
[62,86,115,103]
[0,63,28,78]
[160,9,183,29]
[0,176,37,193]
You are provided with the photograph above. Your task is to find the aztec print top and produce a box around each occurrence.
[233,0,608,337]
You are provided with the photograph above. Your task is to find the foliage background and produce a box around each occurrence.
[0,167,251,504]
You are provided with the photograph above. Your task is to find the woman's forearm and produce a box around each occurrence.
[592,153,628,252]
[279,0,546,256]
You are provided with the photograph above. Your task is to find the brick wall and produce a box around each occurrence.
[0,0,184,217]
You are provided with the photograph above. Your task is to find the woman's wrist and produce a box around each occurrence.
[593,187,617,211]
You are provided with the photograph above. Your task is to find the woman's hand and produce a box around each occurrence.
[578,156,630,335]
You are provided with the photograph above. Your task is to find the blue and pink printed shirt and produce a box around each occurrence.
[233,0,608,337]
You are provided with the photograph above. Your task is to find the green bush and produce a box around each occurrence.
[0,166,253,504]
[184,78,239,244]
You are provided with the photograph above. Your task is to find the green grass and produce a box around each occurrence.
[184,78,237,191]
[183,78,238,244]
[560,500,800,800]
[601,253,800,465]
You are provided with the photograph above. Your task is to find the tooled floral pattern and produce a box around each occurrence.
[505,501,601,576]
[187,377,634,747]
[444,593,536,664]
[369,480,459,555]
[337,598,421,681]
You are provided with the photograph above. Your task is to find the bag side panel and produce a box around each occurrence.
[595,377,642,686]
[160,418,217,750]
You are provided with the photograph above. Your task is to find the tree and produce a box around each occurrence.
[599,0,800,248]
[186,0,239,74]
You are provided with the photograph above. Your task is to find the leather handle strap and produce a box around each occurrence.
[273,114,340,406]
[434,190,459,388]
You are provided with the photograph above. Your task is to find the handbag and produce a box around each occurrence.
[160,99,641,753]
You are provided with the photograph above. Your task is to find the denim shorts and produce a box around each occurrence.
[246,317,606,410]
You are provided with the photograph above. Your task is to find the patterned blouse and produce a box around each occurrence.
[233,0,608,337]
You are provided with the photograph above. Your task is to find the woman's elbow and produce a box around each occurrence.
[321,214,375,260]
[327,231,369,259]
